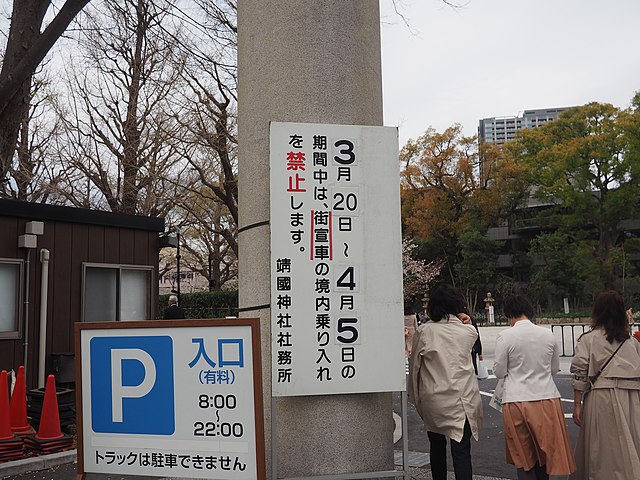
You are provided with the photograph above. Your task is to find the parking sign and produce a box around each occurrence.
[75,319,265,480]
[90,336,175,435]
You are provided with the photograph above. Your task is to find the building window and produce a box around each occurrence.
[83,264,153,322]
[0,259,23,338]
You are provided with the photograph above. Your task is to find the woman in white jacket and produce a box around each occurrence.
[409,284,483,480]
[493,294,575,480]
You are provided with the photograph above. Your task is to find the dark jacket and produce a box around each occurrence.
[471,318,483,357]
[471,318,483,375]
[164,304,185,319]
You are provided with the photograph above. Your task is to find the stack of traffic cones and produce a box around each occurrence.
[24,375,73,454]
[10,366,35,437]
[0,370,24,462]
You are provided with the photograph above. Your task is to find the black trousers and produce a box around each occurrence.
[427,419,473,480]
[471,352,479,375]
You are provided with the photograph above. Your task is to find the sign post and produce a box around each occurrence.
[238,3,400,477]
[75,319,265,480]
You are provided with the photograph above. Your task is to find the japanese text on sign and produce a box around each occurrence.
[270,122,406,397]
[78,321,263,480]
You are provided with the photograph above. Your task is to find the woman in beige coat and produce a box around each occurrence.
[409,284,483,480]
[570,290,640,480]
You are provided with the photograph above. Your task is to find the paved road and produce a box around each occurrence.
[394,325,580,479]
[2,463,154,480]
[393,374,579,479]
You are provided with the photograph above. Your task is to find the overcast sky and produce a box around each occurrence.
[379,0,640,146]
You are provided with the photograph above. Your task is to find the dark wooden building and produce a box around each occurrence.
[0,199,164,388]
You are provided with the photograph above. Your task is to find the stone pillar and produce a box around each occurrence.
[238,1,393,478]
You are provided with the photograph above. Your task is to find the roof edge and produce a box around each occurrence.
[0,199,165,232]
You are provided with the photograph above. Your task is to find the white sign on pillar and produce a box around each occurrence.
[269,122,406,397]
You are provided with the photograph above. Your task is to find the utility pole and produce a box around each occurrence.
[238,2,393,477]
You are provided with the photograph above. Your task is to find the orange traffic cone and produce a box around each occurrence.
[0,371,13,440]
[9,366,35,436]
[0,370,24,462]
[35,375,63,440]
[24,375,73,454]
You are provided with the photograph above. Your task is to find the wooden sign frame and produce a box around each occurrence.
[74,318,265,480]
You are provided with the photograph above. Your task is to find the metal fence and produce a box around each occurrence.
[183,307,239,319]
[550,324,590,357]
[551,323,640,357]
[475,312,508,327]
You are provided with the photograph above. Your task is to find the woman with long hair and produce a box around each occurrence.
[409,284,483,480]
[570,290,640,479]
[494,294,575,480]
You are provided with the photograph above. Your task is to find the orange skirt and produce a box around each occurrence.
[502,398,576,475]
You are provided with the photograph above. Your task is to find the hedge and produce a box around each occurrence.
[159,290,238,319]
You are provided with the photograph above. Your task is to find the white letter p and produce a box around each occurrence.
[111,349,156,423]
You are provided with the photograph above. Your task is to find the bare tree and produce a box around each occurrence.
[54,0,194,215]
[0,0,91,192]
[0,65,70,202]
[0,0,455,200]
[173,64,238,255]
[180,199,238,291]
[164,0,239,290]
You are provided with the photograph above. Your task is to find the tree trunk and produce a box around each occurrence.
[0,1,47,190]
[0,0,91,192]
[118,0,145,214]
[15,107,34,200]
[598,226,618,289]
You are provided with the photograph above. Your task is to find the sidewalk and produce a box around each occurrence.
[0,453,512,480]
[399,467,509,479]
[395,454,510,479]
[0,450,76,478]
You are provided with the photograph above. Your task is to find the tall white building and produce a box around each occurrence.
[478,106,573,180]
[478,107,571,146]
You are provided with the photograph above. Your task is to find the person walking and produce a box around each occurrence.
[570,290,640,480]
[163,294,185,319]
[409,284,483,480]
[493,294,575,480]
[470,317,484,376]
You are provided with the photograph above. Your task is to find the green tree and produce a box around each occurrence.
[622,90,640,179]
[454,225,502,311]
[528,232,600,309]
[400,124,528,277]
[509,102,640,288]
[620,235,640,305]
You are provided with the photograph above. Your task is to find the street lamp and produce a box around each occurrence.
[623,244,626,293]
[622,231,637,294]
[175,228,181,301]
[159,228,181,301]
[208,253,213,292]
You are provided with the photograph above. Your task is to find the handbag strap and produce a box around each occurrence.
[591,337,628,385]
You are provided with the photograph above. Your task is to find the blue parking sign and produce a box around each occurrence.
[90,336,175,435]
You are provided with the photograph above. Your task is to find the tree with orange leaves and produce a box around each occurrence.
[400,124,527,261]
